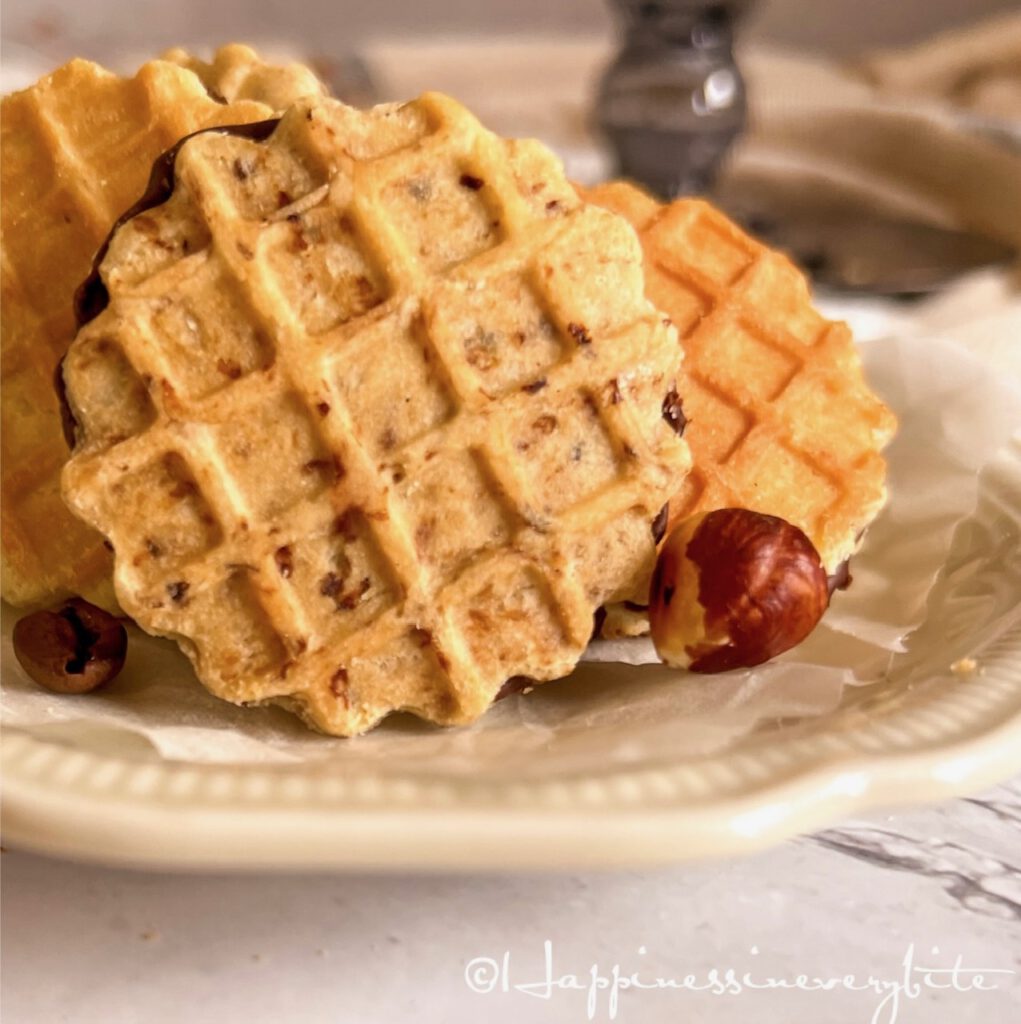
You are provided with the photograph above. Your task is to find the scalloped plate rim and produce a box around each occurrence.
[4,447,1020,871]
[4,630,1020,871]
[4,722,1020,871]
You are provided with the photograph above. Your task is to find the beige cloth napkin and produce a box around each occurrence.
[731,19,1021,261]
[855,11,1021,120]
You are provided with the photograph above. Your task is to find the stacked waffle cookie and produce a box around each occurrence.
[58,93,690,735]
[4,49,894,734]
[1,45,322,610]
[581,183,896,637]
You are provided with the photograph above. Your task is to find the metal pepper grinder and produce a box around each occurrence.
[598,0,754,198]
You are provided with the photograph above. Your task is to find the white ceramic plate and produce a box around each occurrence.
[4,436,1020,871]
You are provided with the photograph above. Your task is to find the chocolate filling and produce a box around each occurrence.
[73,118,282,330]
[590,606,607,642]
[54,357,78,449]
[827,559,852,597]
[56,119,283,451]
[662,388,687,436]
[495,675,535,701]
[651,503,669,544]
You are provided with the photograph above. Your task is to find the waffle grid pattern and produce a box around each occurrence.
[0,48,320,608]
[584,183,896,578]
[63,95,688,735]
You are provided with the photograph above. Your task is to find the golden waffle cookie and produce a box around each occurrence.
[581,182,896,638]
[162,43,325,110]
[1,45,322,610]
[61,94,690,735]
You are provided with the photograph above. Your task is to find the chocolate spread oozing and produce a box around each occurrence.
[827,559,852,598]
[651,503,669,544]
[661,388,687,436]
[495,675,535,701]
[73,118,282,329]
[56,119,283,449]
[54,358,78,449]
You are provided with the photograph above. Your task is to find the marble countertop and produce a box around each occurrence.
[3,779,1018,1023]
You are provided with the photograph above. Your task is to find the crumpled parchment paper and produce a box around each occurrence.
[3,300,1021,771]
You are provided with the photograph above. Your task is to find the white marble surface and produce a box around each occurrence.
[3,780,1019,1023]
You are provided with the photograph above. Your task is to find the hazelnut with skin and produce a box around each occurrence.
[649,508,829,672]
[12,598,127,694]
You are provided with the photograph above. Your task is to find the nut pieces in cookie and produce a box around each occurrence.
[649,508,829,672]
[58,92,690,735]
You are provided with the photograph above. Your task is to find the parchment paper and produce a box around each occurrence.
[3,302,1021,772]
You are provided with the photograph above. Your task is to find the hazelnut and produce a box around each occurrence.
[12,598,127,694]
[649,508,828,672]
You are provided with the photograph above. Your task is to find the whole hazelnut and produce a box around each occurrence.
[649,508,829,672]
[12,598,127,694]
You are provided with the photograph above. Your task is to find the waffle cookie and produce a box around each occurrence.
[581,182,896,637]
[1,45,322,610]
[60,94,690,735]
[162,43,325,111]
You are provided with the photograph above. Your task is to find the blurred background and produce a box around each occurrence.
[3,0,1019,295]
[3,0,1019,57]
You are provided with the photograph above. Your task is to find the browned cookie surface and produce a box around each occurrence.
[1,45,321,610]
[581,182,896,638]
[62,94,690,735]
